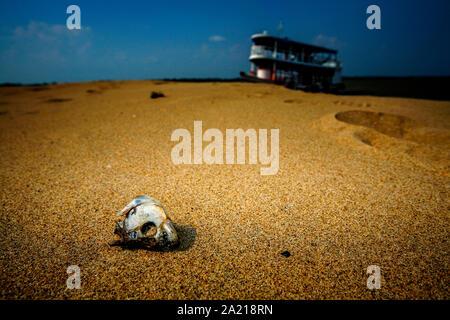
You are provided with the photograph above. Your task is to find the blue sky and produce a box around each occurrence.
[0,0,449,83]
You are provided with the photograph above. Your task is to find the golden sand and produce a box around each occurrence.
[0,81,448,299]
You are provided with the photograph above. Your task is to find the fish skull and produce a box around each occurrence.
[115,195,179,248]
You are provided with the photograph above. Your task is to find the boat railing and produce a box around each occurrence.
[250,45,272,58]
[250,44,339,68]
[250,45,311,63]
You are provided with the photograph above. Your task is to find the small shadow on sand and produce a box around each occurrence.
[86,89,102,94]
[45,98,73,103]
[109,224,196,252]
[24,111,39,115]
[29,86,50,92]
[284,99,303,104]
[337,90,374,96]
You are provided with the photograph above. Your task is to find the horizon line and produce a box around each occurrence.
[2,75,450,86]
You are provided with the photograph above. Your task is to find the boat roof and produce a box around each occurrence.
[251,33,337,54]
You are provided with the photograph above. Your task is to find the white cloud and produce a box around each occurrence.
[208,35,226,42]
[0,21,96,82]
[2,21,93,64]
[313,34,338,48]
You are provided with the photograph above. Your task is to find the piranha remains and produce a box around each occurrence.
[114,195,179,248]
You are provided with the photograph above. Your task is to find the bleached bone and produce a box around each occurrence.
[115,195,179,247]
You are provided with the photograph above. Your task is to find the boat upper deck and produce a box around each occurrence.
[251,33,337,55]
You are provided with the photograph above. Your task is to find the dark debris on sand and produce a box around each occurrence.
[151,91,165,99]
[281,251,291,258]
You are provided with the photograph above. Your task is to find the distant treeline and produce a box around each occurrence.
[2,76,449,100]
[0,82,58,87]
[160,78,243,82]
[341,76,450,101]
[0,79,244,87]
